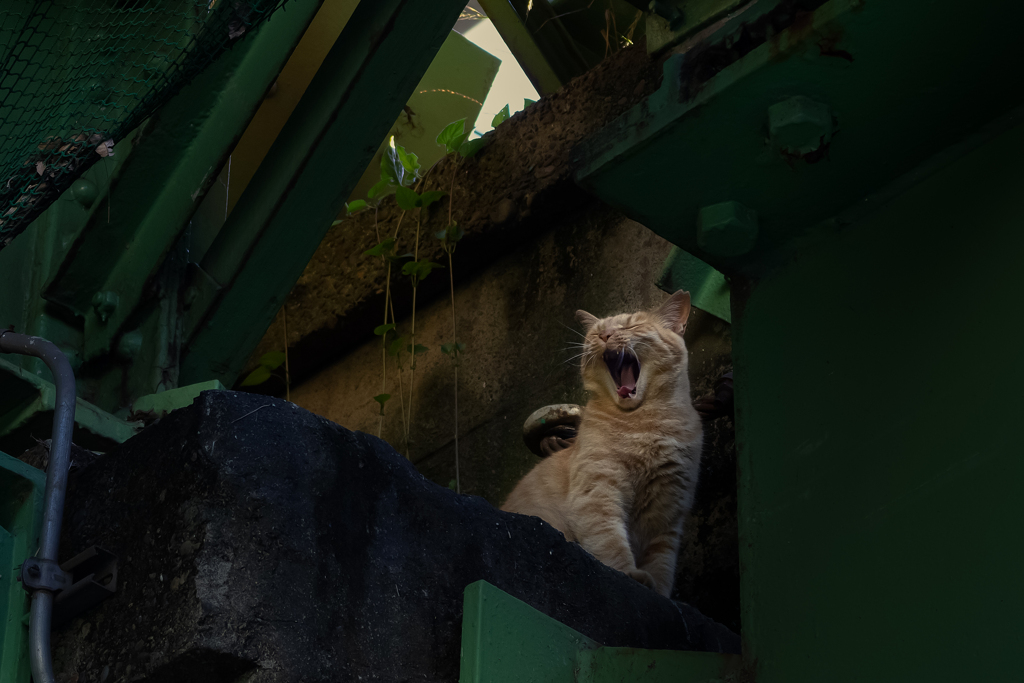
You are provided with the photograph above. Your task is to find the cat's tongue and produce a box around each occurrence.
[617,363,637,397]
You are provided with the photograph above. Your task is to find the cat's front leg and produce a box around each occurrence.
[637,523,683,597]
[566,469,646,584]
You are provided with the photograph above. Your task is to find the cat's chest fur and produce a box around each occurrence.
[574,407,701,496]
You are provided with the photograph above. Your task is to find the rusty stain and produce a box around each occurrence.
[816,28,853,61]
[679,0,831,101]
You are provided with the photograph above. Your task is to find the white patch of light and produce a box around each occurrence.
[462,19,540,137]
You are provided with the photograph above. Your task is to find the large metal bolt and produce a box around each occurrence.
[91,291,119,324]
[696,201,759,257]
[70,178,98,208]
[768,96,833,155]
[117,330,143,359]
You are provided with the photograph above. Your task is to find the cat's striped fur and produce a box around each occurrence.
[502,291,703,596]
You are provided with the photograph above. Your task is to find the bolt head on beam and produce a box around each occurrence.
[71,178,98,208]
[697,201,759,257]
[768,96,833,155]
[91,291,119,324]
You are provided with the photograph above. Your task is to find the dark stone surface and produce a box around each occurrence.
[53,390,738,682]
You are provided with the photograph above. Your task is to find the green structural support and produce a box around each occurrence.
[732,113,1024,683]
[0,451,45,683]
[0,357,137,454]
[132,380,226,417]
[575,0,1024,277]
[644,0,749,54]
[460,581,740,683]
[656,247,730,323]
[43,0,324,362]
[180,0,469,388]
[573,0,1024,680]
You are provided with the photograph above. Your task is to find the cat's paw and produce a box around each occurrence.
[626,568,657,590]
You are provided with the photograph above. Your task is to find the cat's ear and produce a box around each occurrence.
[656,291,692,335]
[576,310,598,333]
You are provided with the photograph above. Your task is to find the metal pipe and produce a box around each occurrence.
[0,331,76,683]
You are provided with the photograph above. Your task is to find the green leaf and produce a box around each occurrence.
[388,336,407,357]
[419,261,443,280]
[368,178,393,200]
[347,199,367,214]
[332,219,344,226]
[386,252,414,267]
[441,343,453,355]
[406,343,429,355]
[436,119,468,154]
[260,351,286,370]
[396,186,420,211]
[448,479,457,491]
[381,142,405,187]
[456,342,466,353]
[458,136,489,159]
[374,323,396,336]
[396,146,420,176]
[402,259,443,281]
[491,104,510,127]
[524,98,537,108]
[446,222,465,243]
[363,237,396,257]
[240,365,273,386]
[418,190,446,209]
[373,393,391,415]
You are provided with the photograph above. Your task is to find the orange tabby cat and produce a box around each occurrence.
[502,291,703,596]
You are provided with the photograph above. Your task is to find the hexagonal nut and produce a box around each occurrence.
[697,201,759,257]
[768,96,832,155]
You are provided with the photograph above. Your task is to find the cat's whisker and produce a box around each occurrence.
[558,321,586,338]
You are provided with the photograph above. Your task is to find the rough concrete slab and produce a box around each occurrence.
[52,390,737,683]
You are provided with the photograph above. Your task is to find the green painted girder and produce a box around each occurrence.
[477,0,563,96]
[574,0,1024,276]
[732,113,1024,683]
[0,450,44,683]
[645,0,748,54]
[42,0,324,362]
[460,580,741,683]
[657,247,730,323]
[0,357,137,454]
[179,0,469,388]
[132,379,225,417]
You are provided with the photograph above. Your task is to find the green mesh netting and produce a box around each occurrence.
[0,0,289,251]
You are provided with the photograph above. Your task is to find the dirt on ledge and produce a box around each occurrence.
[242,39,668,389]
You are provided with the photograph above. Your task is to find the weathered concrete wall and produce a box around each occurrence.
[292,205,673,500]
[288,202,739,631]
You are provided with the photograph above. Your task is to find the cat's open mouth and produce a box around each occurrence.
[603,349,640,398]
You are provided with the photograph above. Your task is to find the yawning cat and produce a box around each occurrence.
[502,291,703,596]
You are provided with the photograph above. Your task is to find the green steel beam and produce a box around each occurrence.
[656,247,730,323]
[574,0,1024,276]
[577,648,742,683]
[0,357,137,454]
[132,380,226,417]
[460,580,741,683]
[0,450,44,683]
[645,0,748,54]
[179,0,469,387]
[477,0,564,96]
[460,580,598,682]
[42,0,324,361]
[732,112,1024,683]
